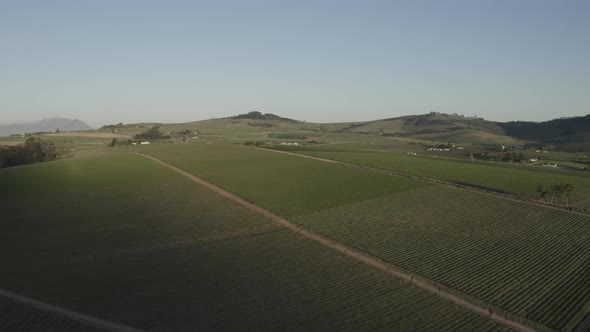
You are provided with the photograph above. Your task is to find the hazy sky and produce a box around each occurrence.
[1,0,589,127]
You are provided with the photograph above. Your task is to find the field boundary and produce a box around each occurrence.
[138,152,537,332]
[45,132,133,139]
[0,289,144,332]
[259,147,589,218]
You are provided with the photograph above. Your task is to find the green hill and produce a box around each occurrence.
[499,115,590,150]
[327,113,590,148]
[97,112,590,149]
[329,113,516,144]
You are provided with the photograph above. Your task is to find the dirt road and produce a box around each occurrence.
[46,132,132,139]
[0,289,143,332]
[138,152,536,332]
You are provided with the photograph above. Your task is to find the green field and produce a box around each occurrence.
[141,143,590,331]
[0,152,510,331]
[293,186,590,332]
[137,144,428,218]
[275,147,590,210]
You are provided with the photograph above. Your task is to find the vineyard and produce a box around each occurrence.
[292,186,590,331]
[142,143,590,331]
[139,144,429,217]
[0,152,509,330]
[287,148,590,210]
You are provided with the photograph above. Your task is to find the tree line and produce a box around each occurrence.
[0,137,58,168]
[134,126,170,140]
[536,183,575,206]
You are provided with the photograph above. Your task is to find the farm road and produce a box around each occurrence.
[137,152,536,332]
[0,289,144,332]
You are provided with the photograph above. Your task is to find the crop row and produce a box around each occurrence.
[142,144,590,331]
[0,152,509,331]
[293,185,590,331]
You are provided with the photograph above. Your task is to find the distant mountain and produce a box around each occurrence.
[0,117,92,136]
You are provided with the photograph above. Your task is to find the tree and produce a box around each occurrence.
[134,126,170,140]
[0,137,57,168]
[23,137,57,163]
[537,183,575,206]
[536,184,549,202]
[562,183,574,207]
[110,138,119,147]
[550,183,562,204]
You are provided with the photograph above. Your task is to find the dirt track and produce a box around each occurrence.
[0,289,143,332]
[263,148,338,163]
[46,132,132,139]
[138,152,536,332]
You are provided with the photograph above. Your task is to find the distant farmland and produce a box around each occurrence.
[0,152,510,331]
[142,143,590,331]
[273,146,590,210]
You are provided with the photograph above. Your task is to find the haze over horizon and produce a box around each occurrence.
[2,0,589,127]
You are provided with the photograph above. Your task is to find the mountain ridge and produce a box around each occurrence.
[0,117,92,136]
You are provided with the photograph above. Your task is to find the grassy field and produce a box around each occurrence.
[0,136,26,146]
[141,143,590,331]
[0,151,510,331]
[272,147,590,210]
[328,113,519,145]
[138,143,429,218]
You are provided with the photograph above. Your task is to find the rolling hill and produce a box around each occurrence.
[500,115,590,150]
[327,113,516,144]
[98,111,590,149]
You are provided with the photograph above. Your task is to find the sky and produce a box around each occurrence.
[1,0,589,127]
